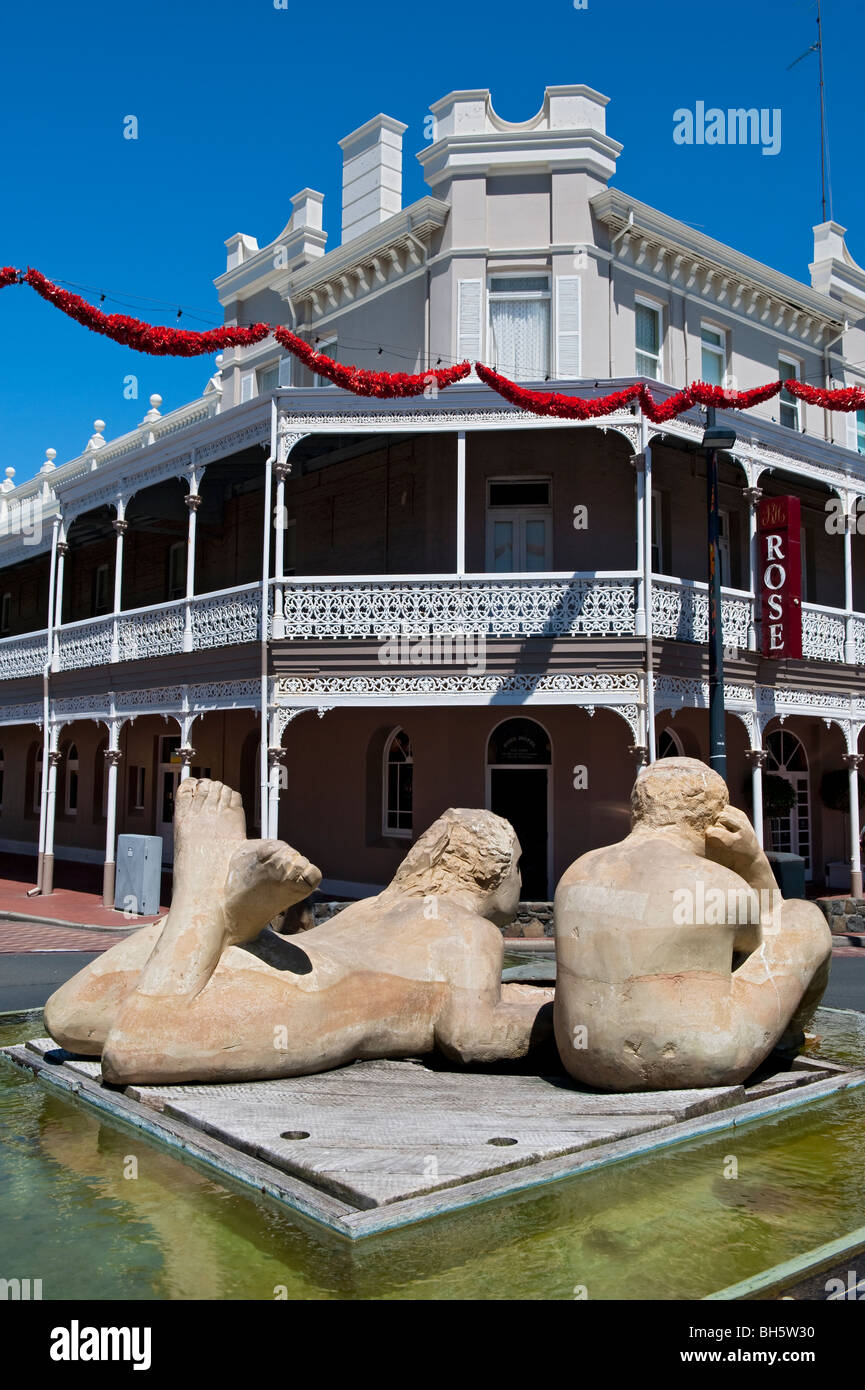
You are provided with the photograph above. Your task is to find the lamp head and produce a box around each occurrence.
[701,424,737,452]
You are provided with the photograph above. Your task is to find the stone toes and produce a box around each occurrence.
[190,778,212,812]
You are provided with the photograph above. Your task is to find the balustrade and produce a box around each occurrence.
[0,575,861,679]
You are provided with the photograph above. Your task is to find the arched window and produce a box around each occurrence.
[766,729,807,774]
[94,738,107,821]
[487,717,551,766]
[31,745,43,814]
[65,743,79,816]
[383,728,413,837]
[657,727,684,759]
[765,728,811,874]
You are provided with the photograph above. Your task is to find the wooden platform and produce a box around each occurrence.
[4,1037,864,1239]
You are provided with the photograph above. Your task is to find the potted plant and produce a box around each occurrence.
[820,768,865,815]
[762,774,797,819]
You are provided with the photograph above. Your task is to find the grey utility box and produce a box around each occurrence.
[765,851,806,900]
[115,834,163,916]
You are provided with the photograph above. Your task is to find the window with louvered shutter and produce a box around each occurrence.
[457,279,483,370]
[556,277,581,378]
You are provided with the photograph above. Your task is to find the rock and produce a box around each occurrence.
[522,919,546,939]
[277,900,316,934]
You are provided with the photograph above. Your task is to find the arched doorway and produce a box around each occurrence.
[766,728,811,877]
[657,727,684,758]
[486,717,551,898]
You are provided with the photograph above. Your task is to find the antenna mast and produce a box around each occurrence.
[817,0,827,221]
[787,0,833,222]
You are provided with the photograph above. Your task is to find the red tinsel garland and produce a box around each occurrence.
[23,269,271,357]
[273,326,471,396]
[785,379,865,411]
[475,365,785,423]
[4,264,865,416]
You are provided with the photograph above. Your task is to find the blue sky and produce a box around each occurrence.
[2,0,861,481]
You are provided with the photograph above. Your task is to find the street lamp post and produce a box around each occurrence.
[702,407,737,783]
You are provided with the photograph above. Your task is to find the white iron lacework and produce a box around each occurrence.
[277,671,641,697]
[191,590,261,648]
[0,631,48,679]
[801,604,846,663]
[56,617,113,670]
[45,589,262,673]
[280,577,636,639]
[651,579,751,648]
[116,606,186,662]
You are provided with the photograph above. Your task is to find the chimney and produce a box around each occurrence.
[291,188,324,233]
[224,233,259,271]
[339,114,407,245]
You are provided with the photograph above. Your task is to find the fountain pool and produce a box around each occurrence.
[2,1008,864,1300]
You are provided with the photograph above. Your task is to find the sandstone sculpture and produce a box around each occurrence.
[44,780,552,1084]
[553,756,832,1090]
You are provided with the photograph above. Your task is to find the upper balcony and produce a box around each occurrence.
[1,380,865,688]
[0,583,262,680]
[0,569,860,682]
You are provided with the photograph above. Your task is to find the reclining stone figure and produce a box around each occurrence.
[553,756,832,1090]
[44,779,552,1084]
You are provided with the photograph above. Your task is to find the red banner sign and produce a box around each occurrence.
[759,495,802,659]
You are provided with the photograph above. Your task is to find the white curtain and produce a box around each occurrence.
[490,299,550,380]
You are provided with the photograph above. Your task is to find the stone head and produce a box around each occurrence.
[390,808,521,926]
[631,756,729,837]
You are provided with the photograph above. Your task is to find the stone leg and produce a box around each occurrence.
[435,982,556,1064]
[43,922,165,1055]
[732,897,833,1061]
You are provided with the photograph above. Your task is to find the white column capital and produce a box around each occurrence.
[745,748,767,768]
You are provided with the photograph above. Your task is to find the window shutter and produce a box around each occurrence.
[278,356,293,388]
[240,370,255,403]
[556,276,581,378]
[457,279,483,373]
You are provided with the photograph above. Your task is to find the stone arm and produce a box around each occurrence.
[729,897,832,1059]
[704,806,779,899]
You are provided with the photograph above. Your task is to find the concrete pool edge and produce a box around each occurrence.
[3,1042,865,1243]
[704,1225,865,1301]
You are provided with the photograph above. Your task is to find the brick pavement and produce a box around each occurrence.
[0,851,167,936]
[0,919,135,953]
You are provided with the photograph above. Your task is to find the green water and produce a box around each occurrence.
[2,1010,865,1300]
